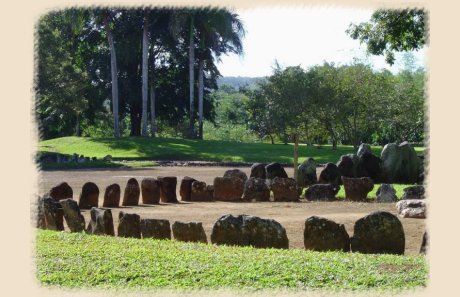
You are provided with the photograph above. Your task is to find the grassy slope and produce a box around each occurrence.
[38,136,425,165]
[36,230,427,291]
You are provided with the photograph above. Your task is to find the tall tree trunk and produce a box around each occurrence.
[150,85,156,137]
[188,16,195,138]
[75,113,80,137]
[103,12,120,138]
[198,58,204,139]
[141,14,149,137]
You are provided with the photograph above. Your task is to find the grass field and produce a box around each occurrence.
[36,230,427,292]
[336,184,410,200]
[38,136,425,166]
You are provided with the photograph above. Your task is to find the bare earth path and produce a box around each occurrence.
[37,167,426,255]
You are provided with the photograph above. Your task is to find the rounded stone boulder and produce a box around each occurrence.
[297,158,317,187]
[376,184,397,203]
[356,153,382,182]
[341,176,374,201]
[191,181,213,201]
[140,219,171,240]
[250,163,266,179]
[318,163,341,186]
[265,163,288,179]
[86,207,115,236]
[242,178,270,202]
[396,199,426,219]
[78,182,99,209]
[223,169,248,182]
[401,185,425,200]
[336,155,356,178]
[381,142,420,184]
[357,143,372,158]
[304,184,339,201]
[304,216,350,252]
[103,183,121,207]
[122,178,140,206]
[48,182,73,201]
[141,178,160,204]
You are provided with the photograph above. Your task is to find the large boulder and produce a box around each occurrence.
[210,214,289,249]
[158,176,178,203]
[42,197,64,231]
[341,176,374,201]
[265,163,288,179]
[223,169,248,182]
[78,182,99,209]
[172,221,207,243]
[122,178,140,206]
[60,198,85,232]
[318,163,341,186]
[140,219,171,240]
[401,185,425,200]
[356,153,382,182]
[357,143,372,158]
[376,184,397,203]
[250,163,266,179]
[381,142,421,184]
[213,177,244,201]
[303,216,350,252]
[117,212,141,238]
[297,158,317,187]
[86,207,115,236]
[396,199,426,219]
[47,182,73,201]
[336,155,356,178]
[304,184,339,201]
[242,178,270,202]
[191,181,213,201]
[141,178,160,204]
[179,176,197,201]
[271,177,300,202]
[102,183,121,207]
[351,211,405,254]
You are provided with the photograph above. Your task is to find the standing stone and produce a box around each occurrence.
[86,207,115,236]
[271,177,300,202]
[376,184,397,203]
[297,158,317,187]
[60,198,85,232]
[356,153,382,182]
[42,197,64,231]
[223,169,248,182]
[191,181,213,201]
[420,232,428,254]
[172,221,207,243]
[122,178,140,206]
[265,163,288,179]
[341,176,374,202]
[103,183,121,207]
[242,178,270,202]
[351,211,405,254]
[140,219,171,240]
[357,143,372,158]
[179,176,197,201]
[206,185,214,199]
[304,184,339,201]
[381,142,420,184]
[48,182,73,201]
[304,216,350,252]
[401,185,425,200]
[141,178,160,204]
[396,199,426,219]
[117,212,141,238]
[318,163,341,186]
[158,176,178,203]
[211,214,289,249]
[36,196,46,229]
[213,177,244,201]
[336,155,356,178]
[250,163,266,179]
[78,182,99,209]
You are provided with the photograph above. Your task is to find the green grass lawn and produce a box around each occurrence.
[36,230,427,292]
[336,184,410,200]
[38,136,425,166]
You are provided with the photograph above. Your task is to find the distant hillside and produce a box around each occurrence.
[217,76,266,90]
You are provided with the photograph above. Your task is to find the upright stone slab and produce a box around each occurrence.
[48,182,73,201]
[191,181,213,201]
[141,178,160,204]
[357,143,372,158]
[297,158,317,187]
[78,182,99,209]
[42,197,64,231]
[401,185,425,200]
[140,219,171,239]
[381,142,420,184]
[304,216,350,252]
[213,177,244,201]
[242,178,270,202]
[341,176,374,201]
[318,163,341,186]
[103,183,121,207]
[158,176,178,203]
[117,212,141,238]
[122,178,140,206]
[36,196,46,229]
[304,184,339,201]
[337,155,356,178]
[223,169,248,182]
[179,176,197,201]
[420,232,428,254]
[271,177,300,202]
[250,163,266,179]
[60,198,85,232]
[172,221,207,243]
[265,163,288,179]
[356,153,382,182]
[86,207,115,236]
[376,184,397,203]
[351,211,405,254]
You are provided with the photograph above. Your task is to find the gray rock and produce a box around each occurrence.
[381,142,420,184]
[337,155,356,178]
[396,199,426,218]
[140,219,171,240]
[376,184,397,203]
[86,207,115,236]
[122,178,140,206]
[242,178,270,202]
[357,143,372,158]
[341,176,374,201]
[250,163,266,179]
[304,216,350,252]
[271,177,300,202]
[304,184,339,201]
[60,198,85,232]
[42,197,64,231]
[117,212,141,238]
[318,163,341,186]
[297,158,317,187]
[401,185,425,200]
[223,169,248,182]
[265,163,288,179]
[172,221,207,243]
[213,177,244,201]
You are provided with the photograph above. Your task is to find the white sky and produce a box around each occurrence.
[216,6,426,77]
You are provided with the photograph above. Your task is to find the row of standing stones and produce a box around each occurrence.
[37,197,428,255]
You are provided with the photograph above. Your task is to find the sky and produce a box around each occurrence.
[216,6,426,77]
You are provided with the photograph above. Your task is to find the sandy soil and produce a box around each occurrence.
[37,167,426,255]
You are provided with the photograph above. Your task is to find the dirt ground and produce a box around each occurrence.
[37,166,426,255]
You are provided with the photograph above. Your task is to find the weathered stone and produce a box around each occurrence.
[381,142,420,184]
[42,197,64,231]
[140,219,171,240]
[102,183,121,207]
[401,185,425,200]
[357,143,372,158]
[102,155,112,161]
[396,199,426,218]
[297,158,317,187]
[117,212,141,238]
[210,214,289,249]
[318,163,341,186]
[265,163,288,179]
[60,198,85,232]
[206,185,214,198]
[304,216,350,252]
[351,211,405,254]
[36,196,46,229]
[78,182,99,209]
[337,155,356,178]
[250,163,266,179]
[141,178,160,204]
[86,207,115,236]
[48,182,73,201]
[223,169,248,182]
[172,221,207,243]
[356,153,382,182]
[191,181,213,201]
[376,184,397,203]
[341,176,374,201]
[271,177,300,202]
[179,176,197,201]
[158,176,178,203]
[122,178,140,206]
[420,232,428,254]
[242,178,270,202]
[304,184,339,201]
[213,177,244,201]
